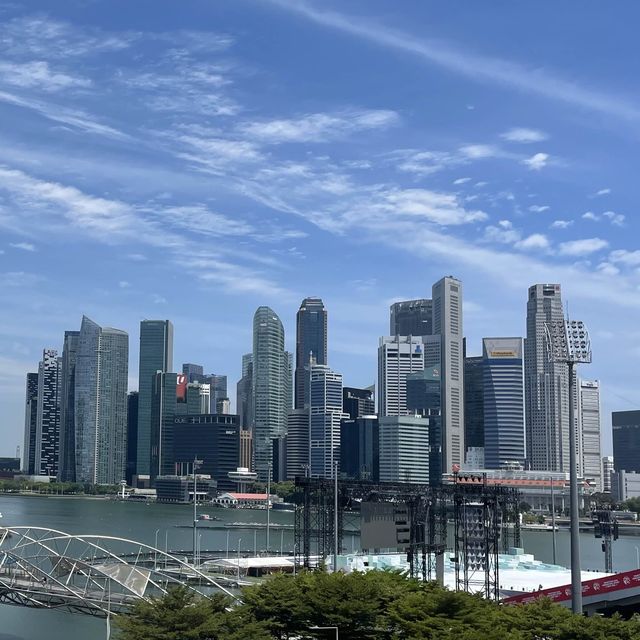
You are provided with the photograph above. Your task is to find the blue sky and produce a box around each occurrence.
[1,0,639,457]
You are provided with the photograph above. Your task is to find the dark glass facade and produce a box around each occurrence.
[340,416,379,481]
[59,330,79,482]
[23,372,38,474]
[613,411,640,473]
[406,366,442,485]
[389,299,433,336]
[137,320,173,476]
[126,391,138,485]
[342,386,375,419]
[172,414,240,491]
[295,297,327,409]
[464,355,484,450]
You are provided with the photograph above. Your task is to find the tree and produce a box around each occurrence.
[114,586,271,640]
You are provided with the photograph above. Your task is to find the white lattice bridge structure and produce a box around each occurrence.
[0,526,237,617]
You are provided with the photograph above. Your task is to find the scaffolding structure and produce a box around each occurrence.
[294,476,520,600]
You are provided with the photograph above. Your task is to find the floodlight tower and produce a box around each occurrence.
[545,318,592,614]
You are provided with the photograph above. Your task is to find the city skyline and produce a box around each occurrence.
[2,1,639,456]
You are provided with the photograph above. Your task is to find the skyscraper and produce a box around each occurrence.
[35,349,62,477]
[432,276,464,469]
[237,353,253,429]
[390,299,433,336]
[137,320,173,476]
[182,363,204,382]
[22,372,38,474]
[463,351,484,455]
[343,386,375,419]
[406,366,442,485]
[378,335,424,416]
[525,284,569,471]
[126,391,139,485]
[612,410,640,473]
[309,363,346,478]
[251,306,291,480]
[295,297,327,409]
[58,330,79,482]
[482,338,526,469]
[286,408,309,480]
[379,416,431,484]
[340,416,379,481]
[602,455,614,493]
[578,380,602,490]
[75,316,129,484]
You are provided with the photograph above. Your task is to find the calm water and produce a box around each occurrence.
[1,494,639,639]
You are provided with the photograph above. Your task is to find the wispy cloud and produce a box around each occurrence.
[239,109,399,143]
[595,188,611,196]
[603,210,625,226]
[0,90,129,139]
[529,204,549,213]
[551,219,573,229]
[522,152,549,170]
[515,233,550,251]
[501,127,548,143]
[268,0,640,123]
[0,60,91,92]
[9,241,35,251]
[609,249,640,267]
[558,237,609,256]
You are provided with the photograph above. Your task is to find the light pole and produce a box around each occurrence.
[192,457,203,566]
[293,542,298,577]
[226,530,230,559]
[333,460,339,572]
[237,538,242,584]
[309,625,339,639]
[635,546,639,570]
[550,478,557,565]
[154,528,160,570]
[266,461,272,554]
[545,317,592,614]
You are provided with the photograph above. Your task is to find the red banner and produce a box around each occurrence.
[504,569,640,605]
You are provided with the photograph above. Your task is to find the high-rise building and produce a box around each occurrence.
[295,297,327,410]
[378,335,424,416]
[379,415,431,484]
[58,331,80,482]
[578,380,602,490]
[406,366,442,485]
[390,299,433,336]
[237,353,253,429]
[251,307,291,480]
[137,320,173,476]
[240,429,252,469]
[612,410,640,473]
[286,409,310,480]
[482,338,526,469]
[309,364,346,478]
[525,284,569,472]
[343,386,375,419]
[602,456,614,493]
[216,397,231,414]
[75,316,129,484]
[340,416,379,481]
[463,353,484,455]
[35,349,62,477]
[22,372,38,474]
[150,374,210,480]
[432,276,464,469]
[172,414,240,491]
[182,363,204,382]
[126,391,139,485]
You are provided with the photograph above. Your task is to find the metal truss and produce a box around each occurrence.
[0,526,238,617]
[294,477,520,601]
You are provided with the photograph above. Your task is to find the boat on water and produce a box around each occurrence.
[197,514,218,521]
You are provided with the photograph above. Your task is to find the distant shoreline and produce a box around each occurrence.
[0,492,111,500]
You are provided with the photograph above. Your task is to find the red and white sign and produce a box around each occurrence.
[504,569,640,605]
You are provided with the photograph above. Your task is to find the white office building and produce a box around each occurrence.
[577,380,602,490]
[432,276,464,469]
[379,416,431,484]
[378,336,424,417]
